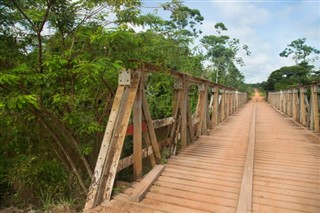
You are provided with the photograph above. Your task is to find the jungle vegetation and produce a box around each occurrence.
[0,0,252,210]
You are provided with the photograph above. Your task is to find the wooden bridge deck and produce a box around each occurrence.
[88,96,320,213]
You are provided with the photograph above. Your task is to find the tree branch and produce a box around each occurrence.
[11,0,37,31]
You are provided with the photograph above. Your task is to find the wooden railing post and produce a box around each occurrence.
[212,86,219,126]
[225,90,229,118]
[279,91,283,111]
[168,79,183,154]
[311,85,319,133]
[288,90,292,117]
[230,91,235,115]
[85,69,142,209]
[299,87,306,126]
[220,89,225,122]
[133,74,143,180]
[202,84,209,135]
[292,89,298,122]
[235,90,239,110]
[180,77,188,148]
[196,84,206,137]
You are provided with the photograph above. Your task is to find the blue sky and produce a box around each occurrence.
[141,0,320,83]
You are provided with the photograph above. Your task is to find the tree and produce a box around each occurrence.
[280,38,320,64]
[200,22,250,86]
[264,63,313,91]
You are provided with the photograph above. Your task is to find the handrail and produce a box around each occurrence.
[84,63,249,210]
[268,83,320,133]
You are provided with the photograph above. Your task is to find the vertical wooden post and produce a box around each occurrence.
[283,91,287,114]
[288,90,292,117]
[220,89,225,122]
[186,95,195,143]
[196,84,205,137]
[235,90,239,111]
[225,91,230,118]
[85,69,142,210]
[133,76,142,180]
[300,87,306,126]
[180,77,188,148]
[311,85,319,133]
[212,86,219,126]
[85,84,125,210]
[279,90,283,112]
[230,91,234,114]
[202,85,209,135]
[168,79,182,154]
[292,89,298,122]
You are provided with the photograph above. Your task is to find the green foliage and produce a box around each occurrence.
[280,38,320,64]
[160,147,171,164]
[200,23,250,87]
[0,0,250,210]
[264,63,313,91]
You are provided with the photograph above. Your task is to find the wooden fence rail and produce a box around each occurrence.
[84,63,248,210]
[268,83,320,133]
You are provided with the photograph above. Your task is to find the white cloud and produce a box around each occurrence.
[191,1,320,83]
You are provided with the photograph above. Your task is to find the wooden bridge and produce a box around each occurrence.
[84,63,320,213]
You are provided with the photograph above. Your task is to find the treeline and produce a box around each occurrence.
[261,38,320,91]
[0,0,251,210]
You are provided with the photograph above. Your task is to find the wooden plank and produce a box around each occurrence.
[186,96,195,143]
[129,165,165,202]
[292,89,298,121]
[100,70,142,203]
[145,191,235,213]
[149,185,238,207]
[212,86,219,125]
[311,85,319,132]
[220,90,225,121]
[143,131,157,167]
[133,79,142,179]
[142,89,161,161]
[117,146,153,172]
[155,180,239,199]
[253,196,320,213]
[201,85,208,135]
[114,193,203,213]
[167,89,181,149]
[84,85,125,210]
[153,117,174,129]
[236,103,256,213]
[180,78,188,148]
[196,86,205,137]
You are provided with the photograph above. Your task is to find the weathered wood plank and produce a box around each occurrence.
[212,86,219,125]
[311,85,319,133]
[186,96,195,143]
[117,146,153,172]
[129,165,165,202]
[180,77,188,148]
[133,79,142,179]
[153,117,174,129]
[100,70,142,203]
[142,89,161,161]
[236,103,256,213]
[143,131,157,167]
[84,85,125,210]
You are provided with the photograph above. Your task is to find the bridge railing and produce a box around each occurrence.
[84,62,248,210]
[268,83,319,133]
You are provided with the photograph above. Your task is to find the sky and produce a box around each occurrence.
[141,0,320,83]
